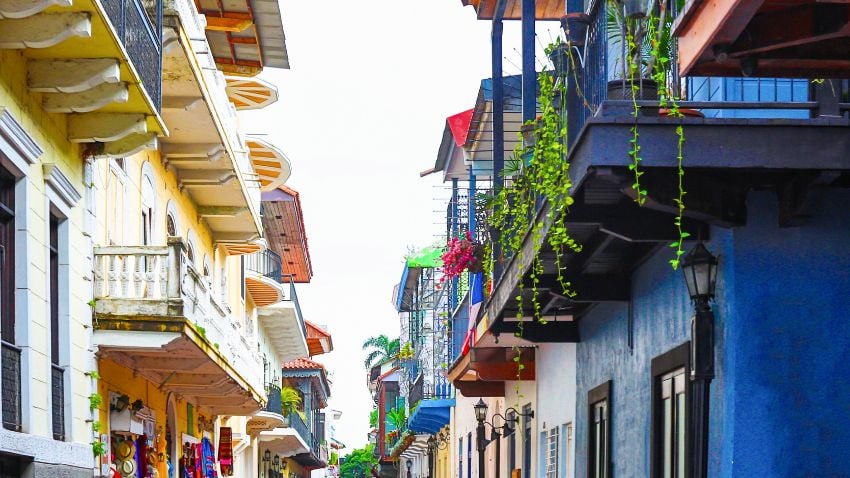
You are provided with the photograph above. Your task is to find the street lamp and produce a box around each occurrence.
[474,400,533,478]
[681,242,718,478]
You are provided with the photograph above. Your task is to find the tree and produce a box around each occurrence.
[362,335,400,368]
[386,406,406,431]
[339,444,378,478]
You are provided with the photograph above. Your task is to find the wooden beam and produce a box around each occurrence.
[0,0,72,19]
[493,319,580,343]
[204,12,253,32]
[453,380,505,398]
[675,0,765,76]
[728,3,850,58]
[42,82,128,113]
[131,356,210,371]
[28,58,120,93]
[68,113,147,143]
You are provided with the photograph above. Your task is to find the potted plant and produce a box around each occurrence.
[605,0,669,101]
[440,231,484,283]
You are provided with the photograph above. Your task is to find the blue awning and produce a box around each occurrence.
[408,399,455,435]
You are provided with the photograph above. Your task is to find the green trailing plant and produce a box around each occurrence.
[92,440,106,457]
[86,370,100,380]
[280,386,302,416]
[369,408,378,428]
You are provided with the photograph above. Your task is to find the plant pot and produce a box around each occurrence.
[607,78,658,101]
[561,13,590,47]
[469,244,485,274]
[547,43,570,78]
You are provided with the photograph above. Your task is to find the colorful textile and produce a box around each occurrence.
[461,272,484,355]
[218,428,233,476]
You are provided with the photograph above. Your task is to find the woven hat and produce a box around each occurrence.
[115,439,136,461]
[118,458,136,477]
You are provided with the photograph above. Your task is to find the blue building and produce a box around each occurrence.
[446,0,850,477]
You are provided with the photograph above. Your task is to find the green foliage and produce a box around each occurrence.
[362,335,401,368]
[88,393,103,412]
[86,370,101,380]
[281,386,302,416]
[386,406,407,431]
[92,440,106,457]
[398,341,414,360]
[339,444,378,478]
[486,54,580,324]
[369,408,378,428]
[91,420,102,433]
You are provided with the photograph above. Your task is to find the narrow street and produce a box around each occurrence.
[0,1,847,478]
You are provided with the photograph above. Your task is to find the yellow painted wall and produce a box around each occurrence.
[0,49,91,446]
[91,148,251,323]
[97,357,218,476]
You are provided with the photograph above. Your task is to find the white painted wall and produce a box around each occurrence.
[534,344,576,478]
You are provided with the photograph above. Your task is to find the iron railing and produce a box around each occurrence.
[288,411,312,447]
[245,249,283,282]
[1,341,21,431]
[409,374,424,408]
[101,0,163,110]
[51,364,65,441]
[284,275,308,339]
[265,383,283,416]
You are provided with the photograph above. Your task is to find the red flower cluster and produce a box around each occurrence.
[440,231,479,282]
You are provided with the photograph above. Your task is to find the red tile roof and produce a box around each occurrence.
[282,357,326,370]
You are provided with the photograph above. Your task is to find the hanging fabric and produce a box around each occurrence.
[218,427,233,476]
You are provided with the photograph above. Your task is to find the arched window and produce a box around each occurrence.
[140,162,156,245]
[165,200,179,239]
[186,241,195,264]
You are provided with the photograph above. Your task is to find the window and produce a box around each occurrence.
[49,212,65,441]
[166,214,176,237]
[506,410,516,478]
[458,437,463,478]
[546,427,559,478]
[588,381,611,478]
[467,432,472,478]
[141,171,155,246]
[522,404,532,478]
[0,165,18,432]
[652,343,690,478]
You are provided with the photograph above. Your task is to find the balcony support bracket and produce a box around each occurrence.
[42,82,130,113]
[28,58,121,93]
[0,0,72,19]
[68,113,147,143]
[0,12,91,49]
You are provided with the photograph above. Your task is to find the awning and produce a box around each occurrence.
[226,77,278,110]
[247,137,292,192]
[408,399,455,435]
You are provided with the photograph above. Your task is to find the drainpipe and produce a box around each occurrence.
[491,0,507,281]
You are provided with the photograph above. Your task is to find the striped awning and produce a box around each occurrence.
[226,77,279,110]
[246,137,291,192]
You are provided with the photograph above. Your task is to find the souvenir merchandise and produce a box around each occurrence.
[218,428,233,476]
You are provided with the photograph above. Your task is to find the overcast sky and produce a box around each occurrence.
[238,0,558,452]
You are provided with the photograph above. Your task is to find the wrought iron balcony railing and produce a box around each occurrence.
[287,411,312,448]
[1,341,21,431]
[245,249,283,283]
[265,383,283,416]
[102,0,163,110]
[51,364,65,441]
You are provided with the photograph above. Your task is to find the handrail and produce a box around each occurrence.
[245,249,282,282]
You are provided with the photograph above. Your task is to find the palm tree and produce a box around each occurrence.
[362,334,400,368]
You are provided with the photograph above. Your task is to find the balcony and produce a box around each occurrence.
[0,0,167,152]
[247,383,287,435]
[92,237,265,415]
[256,276,309,363]
[159,0,263,248]
[101,0,162,109]
[244,249,283,306]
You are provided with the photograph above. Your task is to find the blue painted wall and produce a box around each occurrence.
[575,189,850,477]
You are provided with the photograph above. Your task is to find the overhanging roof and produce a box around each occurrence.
[460,0,565,20]
[306,321,333,356]
[262,186,313,283]
[408,399,455,435]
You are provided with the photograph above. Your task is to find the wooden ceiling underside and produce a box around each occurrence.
[462,0,565,20]
[676,0,850,77]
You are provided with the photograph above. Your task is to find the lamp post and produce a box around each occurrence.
[681,242,718,478]
[262,449,271,478]
[474,399,533,478]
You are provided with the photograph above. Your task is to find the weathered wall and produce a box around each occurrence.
[575,189,850,477]
[535,343,576,478]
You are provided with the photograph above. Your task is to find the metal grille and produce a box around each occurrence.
[288,411,312,446]
[265,383,282,415]
[51,365,65,441]
[1,342,21,431]
[245,249,283,282]
[101,0,163,110]
[546,427,559,478]
[576,0,610,129]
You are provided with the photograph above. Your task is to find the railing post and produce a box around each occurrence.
[166,236,185,299]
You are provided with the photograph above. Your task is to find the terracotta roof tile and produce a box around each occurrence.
[282,357,326,370]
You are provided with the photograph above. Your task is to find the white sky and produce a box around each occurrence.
[238,0,559,452]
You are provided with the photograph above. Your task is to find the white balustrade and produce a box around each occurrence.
[93,239,262,391]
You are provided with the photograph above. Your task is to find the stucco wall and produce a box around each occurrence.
[535,343,576,478]
[0,48,94,469]
[575,189,850,478]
